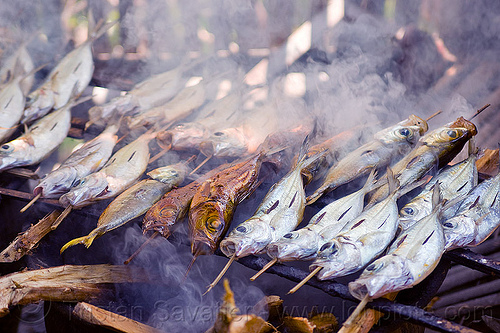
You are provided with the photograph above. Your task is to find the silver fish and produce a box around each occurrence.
[59,131,155,208]
[0,102,72,172]
[306,115,427,205]
[349,188,445,300]
[23,22,114,123]
[220,149,328,258]
[33,124,119,198]
[0,76,26,143]
[443,172,500,250]
[266,170,379,262]
[0,43,35,95]
[310,169,400,280]
[399,151,478,230]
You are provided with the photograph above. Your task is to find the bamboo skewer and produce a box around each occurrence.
[339,295,371,331]
[20,193,42,213]
[204,253,237,295]
[250,258,278,281]
[124,232,159,265]
[426,110,442,121]
[190,155,212,175]
[51,205,73,230]
[287,266,322,294]
[469,103,490,120]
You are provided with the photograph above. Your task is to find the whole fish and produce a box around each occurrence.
[86,63,192,128]
[189,149,272,257]
[142,161,231,237]
[349,188,445,300]
[0,76,27,143]
[309,169,400,280]
[59,130,155,208]
[0,42,34,95]
[60,160,191,252]
[219,149,327,259]
[23,22,115,123]
[0,101,72,172]
[127,80,206,129]
[443,171,500,250]
[399,150,478,230]
[156,92,241,151]
[266,170,379,262]
[306,115,427,205]
[369,117,477,204]
[33,124,119,198]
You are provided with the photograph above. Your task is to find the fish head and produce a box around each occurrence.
[190,201,229,256]
[312,238,360,279]
[266,229,321,261]
[399,199,431,230]
[403,115,428,135]
[0,140,29,171]
[442,215,476,250]
[142,200,178,237]
[34,168,78,198]
[59,173,109,208]
[157,122,208,150]
[199,128,248,157]
[23,88,54,123]
[348,255,413,300]
[375,124,424,146]
[147,164,187,186]
[220,218,274,257]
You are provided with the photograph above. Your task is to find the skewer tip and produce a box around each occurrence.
[250,258,278,281]
[20,192,42,213]
[204,254,237,295]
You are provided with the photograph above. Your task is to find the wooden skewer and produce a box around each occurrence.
[149,144,171,164]
[204,253,237,295]
[51,205,73,230]
[124,232,159,265]
[190,155,212,175]
[426,110,442,122]
[287,266,322,294]
[184,255,198,280]
[250,258,278,281]
[20,193,42,213]
[469,103,491,121]
[340,295,371,330]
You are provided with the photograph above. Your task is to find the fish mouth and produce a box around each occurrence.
[191,241,214,257]
[156,131,173,149]
[220,238,264,258]
[311,261,346,280]
[266,243,312,261]
[348,280,369,300]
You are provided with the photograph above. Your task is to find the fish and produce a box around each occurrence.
[0,42,35,95]
[368,117,477,204]
[306,115,428,205]
[442,171,500,250]
[0,101,72,172]
[399,149,478,230]
[59,130,155,209]
[266,170,380,262]
[0,75,27,143]
[349,186,445,300]
[219,149,328,259]
[59,159,191,252]
[33,124,119,198]
[142,161,232,237]
[309,168,400,280]
[126,80,207,129]
[22,21,115,123]
[189,149,272,257]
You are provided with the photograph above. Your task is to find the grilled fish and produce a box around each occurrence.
[60,160,190,252]
[369,117,477,204]
[349,187,445,300]
[0,101,72,172]
[0,42,35,95]
[266,170,379,262]
[59,130,155,208]
[0,76,27,143]
[306,115,427,205]
[309,169,400,280]
[443,171,500,250]
[219,149,328,259]
[399,150,478,229]
[34,124,119,198]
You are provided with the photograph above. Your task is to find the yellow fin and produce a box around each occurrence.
[60,233,97,253]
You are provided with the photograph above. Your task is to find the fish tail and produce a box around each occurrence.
[60,236,89,253]
[363,169,379,193]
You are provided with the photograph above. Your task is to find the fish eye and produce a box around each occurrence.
[447,130,458,138]
[176,123,185,128]
[401,207,414,216]
[366,262,383,272]
[236,225,247,233]
[1,144,11,151]
[214,132,225,137]
[207,217,222,231]
[319,242,331,252]
[283,233,294,239]
[399,128,410,137]
[443,222,454,228]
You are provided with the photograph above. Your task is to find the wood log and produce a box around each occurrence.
[0,210,60,262]
[0,187,60,207]
[476,148,499,178]
[0,265,148,317]
[72,302,164,333]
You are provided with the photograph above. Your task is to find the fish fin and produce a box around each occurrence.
[386,167,399,196]
[60,236,89,253]
[364,169,383,192]
[431,183,442,213]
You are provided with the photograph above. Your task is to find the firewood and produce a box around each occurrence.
[72,302,163,333]
[476,148,499,178]
[0,210,60,262]
[0,264,148,317]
